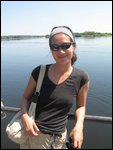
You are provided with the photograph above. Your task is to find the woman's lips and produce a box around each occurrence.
[58,55,68,59]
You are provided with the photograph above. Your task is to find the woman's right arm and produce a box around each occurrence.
[20,76,36,114]
[20,76,39,136]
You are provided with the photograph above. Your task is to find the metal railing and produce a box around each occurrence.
[1,104,112,122]
[68,113,112,122]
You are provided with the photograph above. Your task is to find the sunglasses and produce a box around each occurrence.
[50,42,74,51]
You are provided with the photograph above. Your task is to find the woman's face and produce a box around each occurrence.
[50,34,75,65]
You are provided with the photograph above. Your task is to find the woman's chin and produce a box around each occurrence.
[58,59,70,65]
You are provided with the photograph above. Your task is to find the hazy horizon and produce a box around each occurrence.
[2,31,112,36]
[1,1,112,35]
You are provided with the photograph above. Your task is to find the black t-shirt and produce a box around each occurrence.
[31,64,89,135]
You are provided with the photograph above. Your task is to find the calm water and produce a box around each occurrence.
[1,37,112,149]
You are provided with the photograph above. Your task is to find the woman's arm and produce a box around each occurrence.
[20,76,39,136]
[20,76,36,114]
[70,81,90,149]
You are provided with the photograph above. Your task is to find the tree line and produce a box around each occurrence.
[1,31,112,41]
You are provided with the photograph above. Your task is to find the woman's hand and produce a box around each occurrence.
[69,127,83,149]
[22,114,40,136]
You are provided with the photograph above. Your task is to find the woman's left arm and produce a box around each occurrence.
[70,81,90,149]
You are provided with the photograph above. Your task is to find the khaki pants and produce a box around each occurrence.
[20,130,67,149]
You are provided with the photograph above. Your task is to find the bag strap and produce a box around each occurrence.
[28,65,46,117]
[35,65,46,94]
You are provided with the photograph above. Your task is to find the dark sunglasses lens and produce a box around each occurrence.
[61,43,71,50]
[50,43,72,51]
[51,44,59,51]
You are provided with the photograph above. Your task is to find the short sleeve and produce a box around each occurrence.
[80,70,89,88]
[31,65,41,82]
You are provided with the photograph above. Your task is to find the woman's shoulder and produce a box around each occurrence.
[32,64,51,72]
[32,65,41,72]
[72,67,89,88]
[73,66,89,81]
[31,64,51,82]
[73,67,88,74]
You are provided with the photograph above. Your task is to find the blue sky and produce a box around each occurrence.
[1,1,112,35]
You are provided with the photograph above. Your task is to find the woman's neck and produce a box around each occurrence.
[52,63,72,75]
[48,63,73,85]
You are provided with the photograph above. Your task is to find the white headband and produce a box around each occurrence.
[49,27,75,43]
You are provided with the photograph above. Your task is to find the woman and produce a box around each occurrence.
[20,26,90,149]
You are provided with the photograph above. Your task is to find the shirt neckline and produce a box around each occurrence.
[47,64,74,86]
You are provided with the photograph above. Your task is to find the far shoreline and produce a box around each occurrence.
[1,31,112,41]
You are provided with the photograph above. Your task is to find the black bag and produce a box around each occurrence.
[66,137,76,149]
